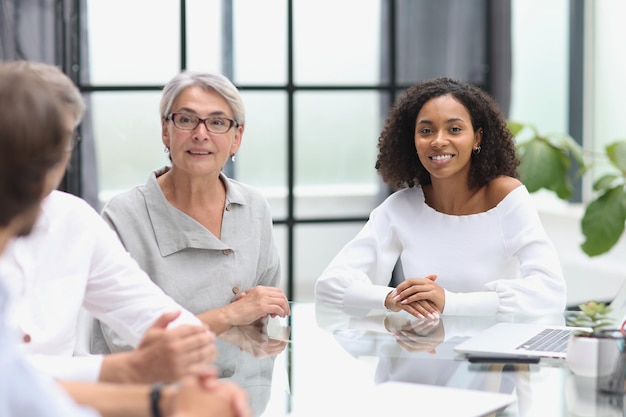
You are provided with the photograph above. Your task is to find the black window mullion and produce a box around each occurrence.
[568,0,585,203]
[286,0,295,301]
[180,0,187,71]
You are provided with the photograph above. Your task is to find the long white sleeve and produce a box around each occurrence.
[0,191,202,381]
[26,354,103,382]
[80,209,201,347]
[315,218,401,309]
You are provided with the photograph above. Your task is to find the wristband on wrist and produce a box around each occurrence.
[150,382,165,417]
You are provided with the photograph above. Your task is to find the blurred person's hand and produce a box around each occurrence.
[102,311,216,384]
[164,376,251,417]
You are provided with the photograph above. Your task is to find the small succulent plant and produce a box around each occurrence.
[567,301,614,337]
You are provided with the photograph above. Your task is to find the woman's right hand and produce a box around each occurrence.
[385,291,439,320]
[390,274,444,318]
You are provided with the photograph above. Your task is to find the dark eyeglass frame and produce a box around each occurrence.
[166,112,239,134]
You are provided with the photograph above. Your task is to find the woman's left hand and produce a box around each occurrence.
[393,274,445,314]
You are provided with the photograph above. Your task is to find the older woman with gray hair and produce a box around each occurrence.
[95,71,290,354]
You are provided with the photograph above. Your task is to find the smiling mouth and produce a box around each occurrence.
[188,150,210,155]
[429,154,453,161]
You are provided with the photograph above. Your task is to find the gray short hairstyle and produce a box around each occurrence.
[159,71,245,126]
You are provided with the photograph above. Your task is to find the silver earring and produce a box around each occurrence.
[472,146,481,155]
[164,146,170,153]
[231,153,236,162]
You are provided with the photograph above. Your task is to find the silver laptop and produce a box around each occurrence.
[454,282,626,359]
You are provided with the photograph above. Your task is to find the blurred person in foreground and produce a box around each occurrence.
[0,61,250,417]
[315,77,565,319]
[94,70,290,355]
[0,60,217,384]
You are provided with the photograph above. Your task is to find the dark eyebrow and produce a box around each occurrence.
[416,118,466,124]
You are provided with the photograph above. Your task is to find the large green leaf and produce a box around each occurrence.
[581,186,626,256]
[518,139,573,199]
[545,132,586,168]
[606,140,626,175]
[593,174,619,192]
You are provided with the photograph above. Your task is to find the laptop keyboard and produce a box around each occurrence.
[515,328,573,353]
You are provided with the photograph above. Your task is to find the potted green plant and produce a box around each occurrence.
[565,301,616,377]
[508,121,626,257]
[567,301,614,336]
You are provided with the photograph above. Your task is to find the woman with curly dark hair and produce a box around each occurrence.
[315,77,565,319]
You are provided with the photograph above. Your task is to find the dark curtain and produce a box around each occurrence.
[487,0,512,117]
[0,0,99,210]
[381,0,511,113]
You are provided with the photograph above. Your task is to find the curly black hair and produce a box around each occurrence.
[375,77,519,190]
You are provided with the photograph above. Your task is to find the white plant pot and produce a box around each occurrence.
[566,335,599,377]
[566,334,624,378]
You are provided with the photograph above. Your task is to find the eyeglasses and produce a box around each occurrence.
[166,112,239,134]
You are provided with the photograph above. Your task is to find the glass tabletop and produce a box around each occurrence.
[213,302,625,417]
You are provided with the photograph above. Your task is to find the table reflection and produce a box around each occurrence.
[215,321,289,417]
[314,303,580,416]
[219,303,626,417]
[565,373,626,417]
